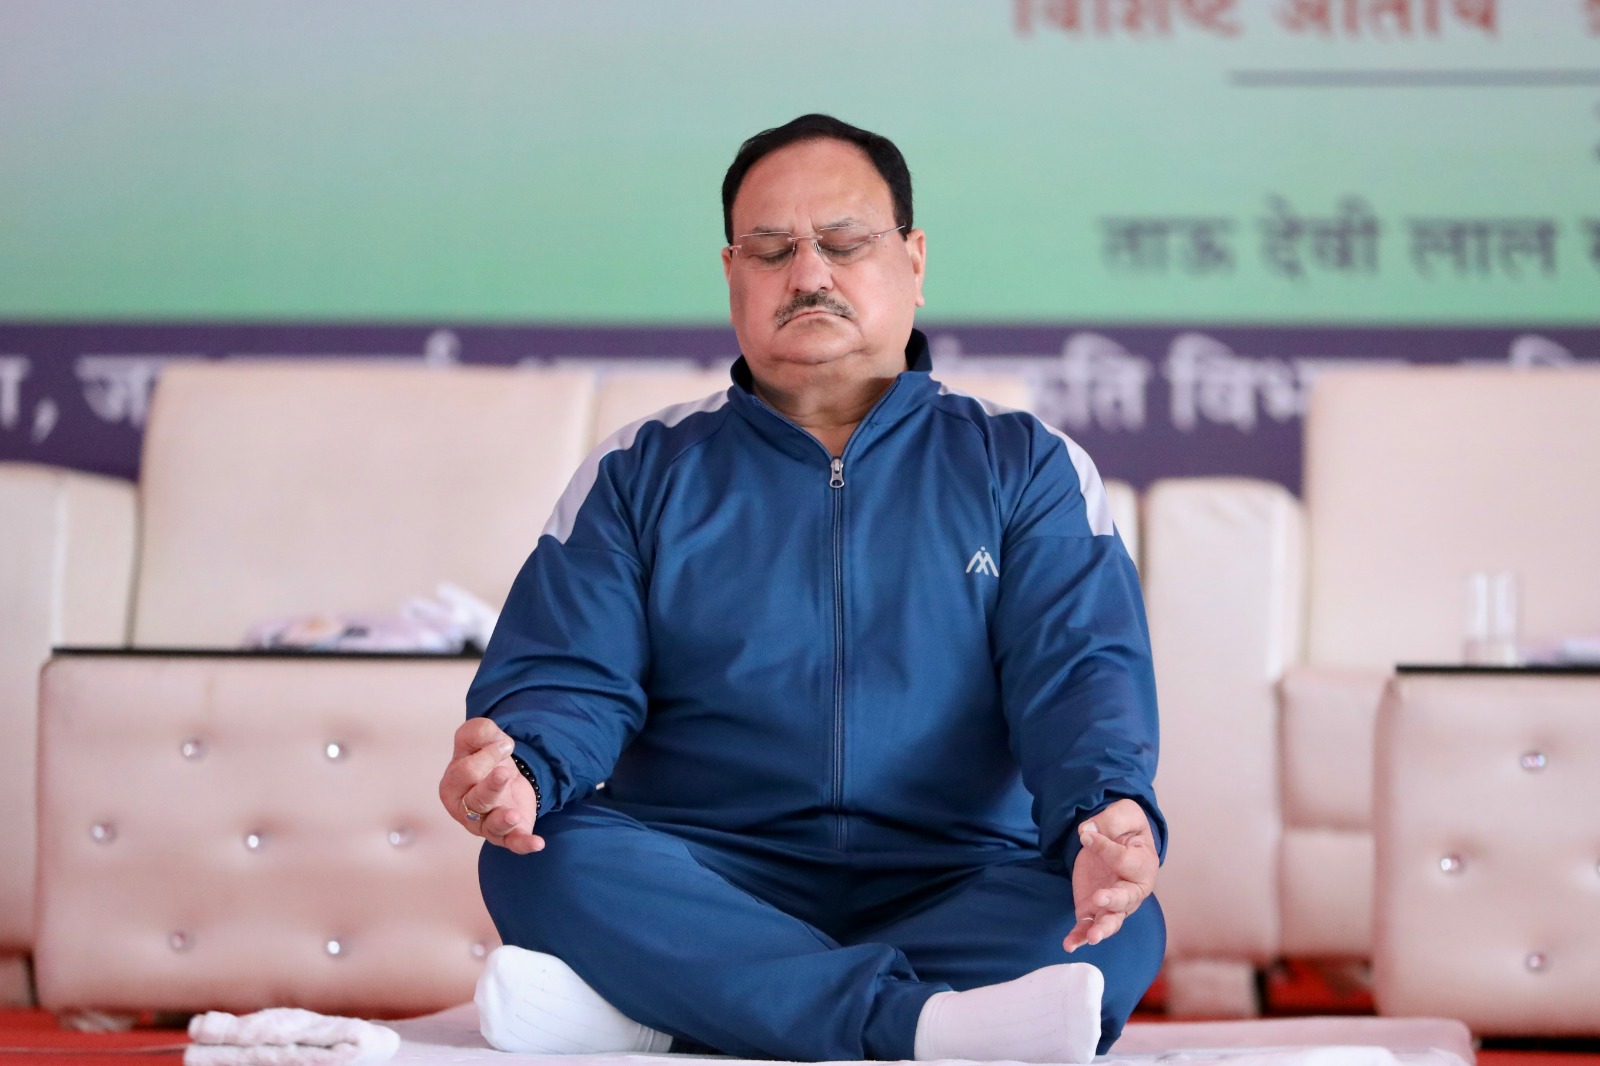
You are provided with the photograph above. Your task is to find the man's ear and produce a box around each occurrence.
[906,228,927,307]
[722,247,738,325]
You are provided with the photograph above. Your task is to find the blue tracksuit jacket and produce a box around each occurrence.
[468,329,1165,868]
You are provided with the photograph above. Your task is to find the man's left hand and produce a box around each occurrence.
[1064,798,1158,953]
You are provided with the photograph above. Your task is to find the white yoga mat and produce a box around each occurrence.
[386,1004,1474,1066]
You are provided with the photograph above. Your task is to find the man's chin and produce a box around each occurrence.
[771,326,861,360]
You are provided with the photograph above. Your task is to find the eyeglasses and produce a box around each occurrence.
[726,225,905,270]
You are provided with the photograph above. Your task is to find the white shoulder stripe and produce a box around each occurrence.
[936,382,1115,538]
[1042,423,1116,537]
[541,390,730,544]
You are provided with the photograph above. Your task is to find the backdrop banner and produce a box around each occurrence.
[2,322,1593,493]
[4,3,1598,327]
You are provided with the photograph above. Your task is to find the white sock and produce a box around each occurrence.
[474,945,672,1055]
[912,963,1104,1064]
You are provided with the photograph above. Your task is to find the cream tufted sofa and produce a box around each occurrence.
[27,361,598,1017]
[1144,365,1600,1030]
[9,359,1122,1016]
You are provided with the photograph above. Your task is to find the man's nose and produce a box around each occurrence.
[787,238,834,290]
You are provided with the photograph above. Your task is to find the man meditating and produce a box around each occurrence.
[439,114,1165,1063]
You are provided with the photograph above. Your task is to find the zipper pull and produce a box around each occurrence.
[829,457,844,489]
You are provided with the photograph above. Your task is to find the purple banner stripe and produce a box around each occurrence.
[2,322,1596,493]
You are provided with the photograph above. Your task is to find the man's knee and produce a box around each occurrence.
[478,804,669,948]
[1093,895,1166,1049]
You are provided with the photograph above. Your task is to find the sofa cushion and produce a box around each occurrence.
[133,363,594,647]
[1280,828,1373,957]
[1279,667,1388,832]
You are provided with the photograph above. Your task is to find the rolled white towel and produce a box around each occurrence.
[185,1009,400,1066]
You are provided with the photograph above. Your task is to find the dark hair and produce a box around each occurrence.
[721,114,913,243]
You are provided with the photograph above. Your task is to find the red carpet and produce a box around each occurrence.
[0,1009,184,1066]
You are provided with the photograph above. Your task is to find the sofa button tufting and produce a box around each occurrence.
[89,821,117,845]
[325,939,344,957]
[1438,854,1465,874]
[470,942,488,959]
[388,827,415,848]
[180,738,206,760]
[1525,952,1549,972]
[168,931,194,953]
[1519,751,1547,771]
[244,830,267,851]
[324,742,347,761]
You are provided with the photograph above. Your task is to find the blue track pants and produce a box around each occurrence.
[479,801,1165,1061]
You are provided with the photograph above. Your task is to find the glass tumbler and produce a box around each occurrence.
[1463,570,1520,666]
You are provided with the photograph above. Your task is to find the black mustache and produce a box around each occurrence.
[775,291,855,327]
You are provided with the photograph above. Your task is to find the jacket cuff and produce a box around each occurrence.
[510,742,549,816]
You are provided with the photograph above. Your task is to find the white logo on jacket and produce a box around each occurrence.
[965,547,1000,577]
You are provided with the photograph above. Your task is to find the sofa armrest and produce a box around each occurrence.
[1141,477,1304,964]
[0,463,136,953]
[35,653,495,1016]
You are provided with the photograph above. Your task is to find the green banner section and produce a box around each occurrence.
[2,1,1596,323]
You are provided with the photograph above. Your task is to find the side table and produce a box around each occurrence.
[1372,665,1600,1035]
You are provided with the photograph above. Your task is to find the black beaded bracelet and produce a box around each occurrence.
[510,753,543,815]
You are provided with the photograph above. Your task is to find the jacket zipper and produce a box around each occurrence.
[829,454,846,848]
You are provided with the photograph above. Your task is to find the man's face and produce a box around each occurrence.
[722,138,926,394]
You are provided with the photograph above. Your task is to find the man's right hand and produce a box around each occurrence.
[439,717,544,854]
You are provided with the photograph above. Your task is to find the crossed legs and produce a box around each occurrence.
[478,801,1164,1061]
